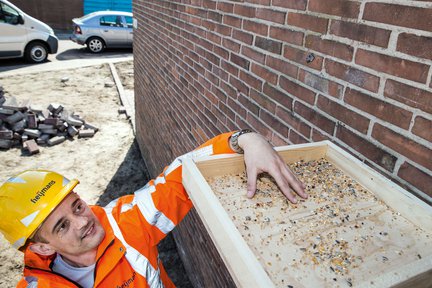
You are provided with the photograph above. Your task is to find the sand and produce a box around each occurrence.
[0,61,152,287]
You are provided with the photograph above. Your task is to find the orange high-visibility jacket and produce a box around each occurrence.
[17,132,236,288]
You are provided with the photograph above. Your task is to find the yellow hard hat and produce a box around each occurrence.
[0,170,79,250]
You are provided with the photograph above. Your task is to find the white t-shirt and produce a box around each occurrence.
[52,254,95,288]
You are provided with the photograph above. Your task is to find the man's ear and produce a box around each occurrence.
[29,242,56,256]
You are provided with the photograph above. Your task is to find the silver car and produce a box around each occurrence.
[70,11,133,53]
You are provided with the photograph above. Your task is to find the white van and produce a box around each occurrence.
[0,0,58,63]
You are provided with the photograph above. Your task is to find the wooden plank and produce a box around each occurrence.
[183,157,275,288]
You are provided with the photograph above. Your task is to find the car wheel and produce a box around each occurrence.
[86,37,105,53]
[24,42,48,63]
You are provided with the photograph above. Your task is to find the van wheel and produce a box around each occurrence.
[24,42,48,63]
[86,37,105,53]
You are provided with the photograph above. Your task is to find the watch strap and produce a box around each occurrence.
[229,129,253,154]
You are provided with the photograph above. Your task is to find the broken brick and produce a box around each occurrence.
[78,129,95,138]
[6,111,25,124]
[23,139,39,155]
[0,130,13,140]
[47,136,66,146]
[24,129,42,138]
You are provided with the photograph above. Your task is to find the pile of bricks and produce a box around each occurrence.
[0,87,98,155]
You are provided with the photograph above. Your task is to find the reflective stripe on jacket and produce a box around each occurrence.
[17,132,235,288]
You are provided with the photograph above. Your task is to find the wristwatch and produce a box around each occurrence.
[229,129,253,154]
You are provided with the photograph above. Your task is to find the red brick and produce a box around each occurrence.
[206,1,219,13]
[372,123,432,171]
[280,77,316,105]
[271,132,288,146]
[215,23,232,36]
[222,38,240,53]
[247,0,270,5]
[229,76,249,95]
[269,26,304,46]
[250,89,276,114]
[336,126,397,172]
[305,35,354,62]
[238,94,260,116]
[219,101,235,121]
[325,59,380,93]
[220,79,238,98]
[273,0,307,10]
[317,95,370,134]
[412,116,432,142]
[309,0,360,18]
[213,46,228,61]
[232,29,253,45]
[230,53,250,70]
[255,37,282,54]
[287,13,328,34]
[234,4,256,18]
[356,49,429,84]
[298,69,343,99]
[384,80,432,114]
[246,112,271,137]
[251,63,278,85]
[294,101,335,135]
[330,20,390,48]
[311,128,330,142]
[263,83,293,109]
[260,109,289,137]
[243,20,268,36]
[266,55,298,79]
[345,88,413,130]
[240,71,263,91]
[217,2,233,13]
[256,8,286,24]
[397,33,432,60]
[289,129,309,144]
[223,15,241,28]
[283,46,323,71]
[275,106,311,137]
[228,97,247,118]
[241,46,266,65]
[363,3,432,32]
[398,162,432,196]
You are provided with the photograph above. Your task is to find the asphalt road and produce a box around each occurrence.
[0,35,133,75]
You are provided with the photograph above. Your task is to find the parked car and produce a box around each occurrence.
[70,11,133,53]
[0,0,58,63]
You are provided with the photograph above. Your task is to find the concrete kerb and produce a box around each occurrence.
[108,62,136,133]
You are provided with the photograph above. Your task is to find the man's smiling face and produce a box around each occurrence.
[34,192,105,261]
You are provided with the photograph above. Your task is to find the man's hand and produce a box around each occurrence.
[238,132,307,203]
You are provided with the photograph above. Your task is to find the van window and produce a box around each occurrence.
[99,15,122,27]
[0,2,20,24]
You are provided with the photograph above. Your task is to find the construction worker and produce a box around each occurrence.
[0,131,307,288]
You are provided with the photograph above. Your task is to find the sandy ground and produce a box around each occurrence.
[0,61,190,287]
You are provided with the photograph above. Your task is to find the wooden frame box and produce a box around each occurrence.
[182,141,432,288]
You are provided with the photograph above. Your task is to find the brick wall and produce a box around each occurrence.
[133,1,431,285]
[10,0,83,30]
[134,0,431,203]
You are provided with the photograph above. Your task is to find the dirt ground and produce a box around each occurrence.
[0,61,190,287]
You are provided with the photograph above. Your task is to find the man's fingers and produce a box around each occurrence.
[246,166,258,198]
[280,165,308,199]
[271,168,298,203]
